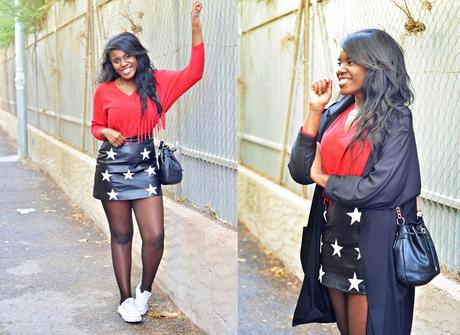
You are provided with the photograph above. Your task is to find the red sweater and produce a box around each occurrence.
[321,104,371,176]
[91,42,204,141]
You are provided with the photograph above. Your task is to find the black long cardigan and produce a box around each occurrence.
[288,95,421,335]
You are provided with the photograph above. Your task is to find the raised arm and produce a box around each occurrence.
[154,2,204,113]
[288,79,332,184]
[191,1,203,46]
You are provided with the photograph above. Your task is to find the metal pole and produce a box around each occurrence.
[14,0,28,158]
[278,0,305,184]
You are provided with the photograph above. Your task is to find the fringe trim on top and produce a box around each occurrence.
[130,109,165,143]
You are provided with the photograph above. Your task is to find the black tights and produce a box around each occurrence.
[102,196,164,304]
[328,288,368,335]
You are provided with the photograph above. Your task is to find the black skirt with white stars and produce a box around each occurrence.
[319,201,366,295]
[93,138,162,201]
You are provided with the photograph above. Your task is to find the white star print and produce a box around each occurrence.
[320,240,323,253]
[123,169,134,180]
[140,147,151,160]
[347,207,362,225]
[323,210,328,222]
[355,247,361,260]
[348,272,364,292]
[330,239,343,258]
[107,189,119,200]
[145,184,157,196]
[146,165,156,176]
[318,265,325,283]
[105,148,117,160]
[101,170,112,181]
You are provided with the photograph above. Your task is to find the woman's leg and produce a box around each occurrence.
[328,288,349,335]
[101,200,134,304]
[347,293,368,335]
[132,196,164,292]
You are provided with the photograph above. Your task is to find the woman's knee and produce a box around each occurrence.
[110,228,134,245]
[143,231,164,251]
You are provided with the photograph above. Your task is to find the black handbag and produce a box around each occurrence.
[157,140,183,185]
[393,200,440,286]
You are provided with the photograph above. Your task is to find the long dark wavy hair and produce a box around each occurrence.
[97,32,162,118]
[342,29,414,152]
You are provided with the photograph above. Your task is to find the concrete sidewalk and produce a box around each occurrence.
[0,130,203,335]
[238,224,459,335]
[238,224,339,335]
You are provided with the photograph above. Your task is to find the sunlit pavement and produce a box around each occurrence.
[0,130,203,335]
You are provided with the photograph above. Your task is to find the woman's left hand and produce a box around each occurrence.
[310,142,329,188]
[191,1,203,30]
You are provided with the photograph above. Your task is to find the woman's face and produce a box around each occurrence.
[109,49,137,81]
[336,49,367,98]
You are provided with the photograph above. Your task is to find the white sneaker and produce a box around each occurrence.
[118,297,142,323]
[134,284,152,315]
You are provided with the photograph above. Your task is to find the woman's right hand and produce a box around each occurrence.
[301,79,333,136]
[191,1,203,30]
[309,78,332,112]
[100,128,126,147]
[191,1,203,46]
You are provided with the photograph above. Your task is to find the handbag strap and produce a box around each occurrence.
[396,197,423,225]
[396,206,405,225]
[416,197,423,217]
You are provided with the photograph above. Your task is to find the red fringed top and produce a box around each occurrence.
[91,42,204,141]
[321,104,371,176]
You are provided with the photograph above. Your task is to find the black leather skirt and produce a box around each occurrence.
[93,138,162,201]
[320,201,366,295]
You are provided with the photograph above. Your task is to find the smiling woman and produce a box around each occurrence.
[90,1,204,324]
[289,29,421,335]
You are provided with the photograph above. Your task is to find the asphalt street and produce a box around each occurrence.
[0,130,203,335]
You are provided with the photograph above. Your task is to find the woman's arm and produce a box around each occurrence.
[154,2,204,114]
[91,85,125,146]
[91,85,108,141]
[191,1,203,46]
[310,143,329,187]
[288,79,332,184]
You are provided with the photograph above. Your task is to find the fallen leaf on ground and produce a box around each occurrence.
[72,213,83,220]
[44,209,56,213]
[78,239,88,243]
[269,266,288,278]
[147,311,180,319]
[83,255,92,258]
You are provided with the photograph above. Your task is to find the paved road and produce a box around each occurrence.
[238,224,445,335]
[0,130,203,335]
[238,224,340,335]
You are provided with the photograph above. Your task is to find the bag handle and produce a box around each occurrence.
[396,197,423,225]
[416,197,423,218]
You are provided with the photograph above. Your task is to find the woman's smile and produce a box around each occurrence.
[336,49,367,99]
[120,66,134,77]
[337,75,352,87]
[110,49,137,80]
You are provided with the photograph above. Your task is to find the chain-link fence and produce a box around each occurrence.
[239,0,459,272]
[0,0,238,224]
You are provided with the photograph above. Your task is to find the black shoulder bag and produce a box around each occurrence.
[157,140,183,185]
[393,199,440,286]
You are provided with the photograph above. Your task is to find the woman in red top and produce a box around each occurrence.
[90,2,204,323]
[289,29,420,335]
